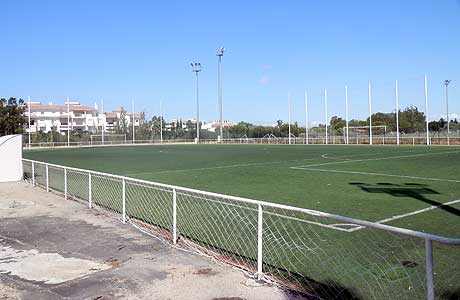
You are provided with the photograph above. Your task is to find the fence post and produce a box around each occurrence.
[64,168,67,200]
[172,188,177,244]
[257,204,263,280]
[45,164,49,192]
[122,178,126,223]
[88,172,92,209]
[425,238,435,300]
[31,162,35,186]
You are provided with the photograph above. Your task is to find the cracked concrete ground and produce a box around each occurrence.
[0,182,293,300]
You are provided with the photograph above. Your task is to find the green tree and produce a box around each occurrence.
[0,97,26,136]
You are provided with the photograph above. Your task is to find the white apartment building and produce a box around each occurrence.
[99,107,144,133]
[25,102,143,134]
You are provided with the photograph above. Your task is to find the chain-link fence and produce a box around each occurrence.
[22,159,460,300]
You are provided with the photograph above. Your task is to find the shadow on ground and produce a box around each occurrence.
[350,182,460,217]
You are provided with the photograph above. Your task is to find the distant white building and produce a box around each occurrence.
[25,102,98,134]
[164,119,237,132]
[99,107,144,133]
[25,102,143,134]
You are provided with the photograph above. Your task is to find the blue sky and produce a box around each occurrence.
[2,0,459,125]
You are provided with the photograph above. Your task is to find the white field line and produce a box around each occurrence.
[295,150,460,168]
[291,167,460,184]
[125,149,448,177]
[347,199,460,232]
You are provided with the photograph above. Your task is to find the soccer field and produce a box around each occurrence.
[24,144,460,237]
[23,144,460,299]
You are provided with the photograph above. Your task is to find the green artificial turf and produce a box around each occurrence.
[24,144,460,235]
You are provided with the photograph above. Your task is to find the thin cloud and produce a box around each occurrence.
[258,75,270,85]
[261,64,272,70]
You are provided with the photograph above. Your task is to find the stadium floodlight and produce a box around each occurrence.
[191,62,202,142]
[395,80,400,145]
[216,47,224,142]
[444,80,452,145]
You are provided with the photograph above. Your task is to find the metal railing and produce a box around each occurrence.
[23,136,460,149]
[22,158,460,299]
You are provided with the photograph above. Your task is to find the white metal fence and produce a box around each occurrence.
[22,159,460,300]
[23,136,460,149]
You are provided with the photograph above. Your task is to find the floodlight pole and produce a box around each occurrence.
[305,91,309,145]
[345,86,349,145]
[288,93,291,145]
[132,99,135,144]
[324,88,328,145]
[217,47,224,142]
[424,75,430,145]
[67,97,70,147]
[191,62,202,142]
[368,81,373,145]
[28,96,31,148]
[395,80,400,145]
[444,80,451,145]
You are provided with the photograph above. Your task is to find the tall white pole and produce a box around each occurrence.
[132,99,135,144]
[101,99,105,144]
[368,81,373,145]
[395,80,400,145]
[445,80,451,146]
[28,96,31,148]
[288,93,291,145]
[305,91,309,145]
[67,97,70,147]
[345,86,349,145]
[325,88,328,145]
[217,52,223,141]
[196,72,200,142]
[424,75,430,145]
[160,100,163,143]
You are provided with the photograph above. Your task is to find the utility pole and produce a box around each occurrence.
[191,62,202,143]
[217,47,224,142]
[368,81,373,145]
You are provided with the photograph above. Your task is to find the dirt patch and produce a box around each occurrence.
[193,267,218,276]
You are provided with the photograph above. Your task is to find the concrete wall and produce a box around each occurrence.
[0,135,23,182]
